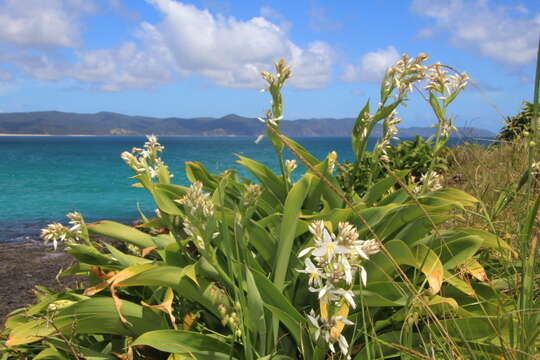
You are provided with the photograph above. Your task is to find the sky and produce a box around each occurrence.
[0,0,538,131]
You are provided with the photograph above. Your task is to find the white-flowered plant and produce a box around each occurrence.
[41,211,85,250]
[298,221,380,358]
[121,135,169,180]
[175,181,217,250]
[412,171,444,194]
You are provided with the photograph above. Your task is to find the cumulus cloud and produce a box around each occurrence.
[0,0,95,48]
[411,0,540,66]
[1,0,333,91]
[341,46,400,83]
[142,0,333,89]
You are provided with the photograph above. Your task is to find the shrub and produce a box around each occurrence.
[497,101,536,142]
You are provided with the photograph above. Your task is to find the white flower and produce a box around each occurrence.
[297,258,325,288]
[311,229,348,261]
[336,334,351,359]
[285,159,297,174]
[306,310,321,340]
[341,256,353,285]
[359,265,368,287]
[353,239,381,260]
[330,288,356,309]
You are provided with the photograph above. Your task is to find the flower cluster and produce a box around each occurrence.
[328,151,338,173]
[413,171,444,194]
[176,181,217,249]
[242,184,262,208]
[425,63,469,100]
[384,53,429,100]
[376,109,402,162]
[307,309,354,356]
[285,159,297,174]
[255,59,291,143]
[217,304,242,338]
[41,212,84,250]
[260,58,292,94]
[298,221,380,358]
[121,135,168,179]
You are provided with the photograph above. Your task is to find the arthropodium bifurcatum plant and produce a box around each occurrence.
[1,53,534,360]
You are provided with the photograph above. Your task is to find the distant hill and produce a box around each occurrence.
[0,111,495,138]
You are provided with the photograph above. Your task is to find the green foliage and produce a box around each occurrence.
[1,56,537,360]
[497,101,536,141]
[338,136,448,195]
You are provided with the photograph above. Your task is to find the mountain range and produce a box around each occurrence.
[0,111,495,138]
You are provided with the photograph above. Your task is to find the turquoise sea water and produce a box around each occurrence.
[0,135,485,242]
[0,136,361,242]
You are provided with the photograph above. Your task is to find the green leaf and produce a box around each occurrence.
[364,170,409,205]
[151,185,184,215]
[365,240,444,293]
[133,330,235,359]
[280,135,320,166]
[7,298,166,347]
[185,161,219,191]
[352,101,370,160]
[87,220,154,248]
[104,243,152,267]
[34,346,69,360]
[245,267,266,336]
[236,154,286,204]
[66,244,119,267]
[263,303,303,345]
[273,173,311,290]
[246,219,276,266]
[251,269,305,324]
[429,92,444,120]
[352,281,407,307]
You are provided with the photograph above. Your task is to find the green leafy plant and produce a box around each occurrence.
[497,102,537,142]
[338,55,465,197]
[1,55,534,360]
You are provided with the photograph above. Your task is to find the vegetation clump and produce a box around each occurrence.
[1,53,538,360]
[497,102,537,142]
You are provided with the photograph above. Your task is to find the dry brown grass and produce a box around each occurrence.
[445,139,537,239]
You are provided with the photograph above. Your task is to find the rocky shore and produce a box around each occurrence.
[0,241,77,322]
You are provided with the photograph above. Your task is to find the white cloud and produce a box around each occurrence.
[411,0,540,66]
[0,0,95,48]
[143,0,333,89]
[2,0,333,91]
[341,46,400,83]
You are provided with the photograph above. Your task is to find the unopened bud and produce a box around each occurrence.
[234,301,241,311]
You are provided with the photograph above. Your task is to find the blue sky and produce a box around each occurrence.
[0,0,538,130]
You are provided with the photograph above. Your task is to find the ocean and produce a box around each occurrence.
[1,135,485,243]
[0,136,360,242]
